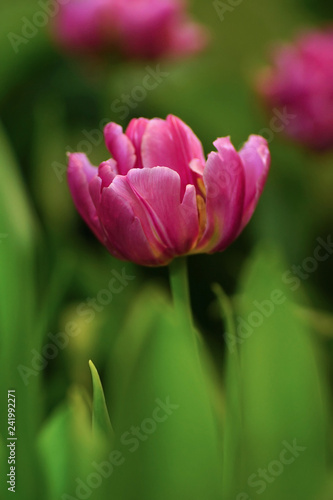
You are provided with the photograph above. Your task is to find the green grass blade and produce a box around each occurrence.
[89,360,113,439]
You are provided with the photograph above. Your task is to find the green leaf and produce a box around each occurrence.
[38,405,72,500]
[0,120,38,359]
[224,245,330,500]
[212,283,237,351]
[212,284,242,499]
[89,360,113,439]
[0,1,51,102]
[38,386,107,500]
[107,287,223,500]
[0,122,42,500]
[107,284,169,408]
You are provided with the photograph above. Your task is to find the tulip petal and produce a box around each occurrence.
[87,160,117,214]
[165,114,206,163]
[127,166,199,255]
[98,159,118,187]
[99,176,171,266]
[88,175,102,212]
[141,115,205,194]
[125,118,150,169]
[238,135,270,230]
[198,138,245,252]
[168,20,209,56]
[67,153,104,242]
[104,123,136,174]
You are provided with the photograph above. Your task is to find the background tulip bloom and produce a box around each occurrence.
[67,116,270,266]
[257,27,333,151]
[52,0,207,58]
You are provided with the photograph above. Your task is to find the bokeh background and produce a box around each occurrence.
[1,0,333,499]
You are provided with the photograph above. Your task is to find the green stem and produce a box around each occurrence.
[169,257,196,345]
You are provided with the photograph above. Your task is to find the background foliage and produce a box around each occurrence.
[1,0,333,499]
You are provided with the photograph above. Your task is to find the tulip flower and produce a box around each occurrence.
[257,27,333,151]
[52,0,207,59]
[67,115,270,267]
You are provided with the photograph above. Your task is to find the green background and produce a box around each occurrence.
[0,0,333,499]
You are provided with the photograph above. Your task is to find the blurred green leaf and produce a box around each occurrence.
[107,287,223,500]
[0,120,37,347]
[224,245,330,500]
[0,122,43,500]
[294,306,333,339]
[38,386,107,500]
[32,93,76,240]
[38,404,72,500]
[0,0,51,102]
[212,283,237,343]
[108,284,170,409]
[213,284,242,499]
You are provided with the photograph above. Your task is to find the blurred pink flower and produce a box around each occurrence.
[257,27,333,151]
[52,0,207,58]
[67,116,270,266]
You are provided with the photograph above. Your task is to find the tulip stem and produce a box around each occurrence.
[169,257,195,343]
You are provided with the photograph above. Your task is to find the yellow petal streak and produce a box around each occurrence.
[196,194,207,242]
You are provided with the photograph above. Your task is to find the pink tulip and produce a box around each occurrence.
[52,0,207,58]
[67,115,270,266]
[257,27,333,151]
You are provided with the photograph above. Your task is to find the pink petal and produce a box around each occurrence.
[238,135,270,230]
[125,118,150,169]
[99,176,171,266]
[111,0,178,58]
[127,166,199,255]
[190,158,205,176]
[52,0,112,52]
[67,153,104,242]
[141,115,205,195]
[98,159,118,187]
[168,20,209,56]
[104,122,136,175]
[88,159,117,213]
[88,175,102,213]
[197,138,245,253]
